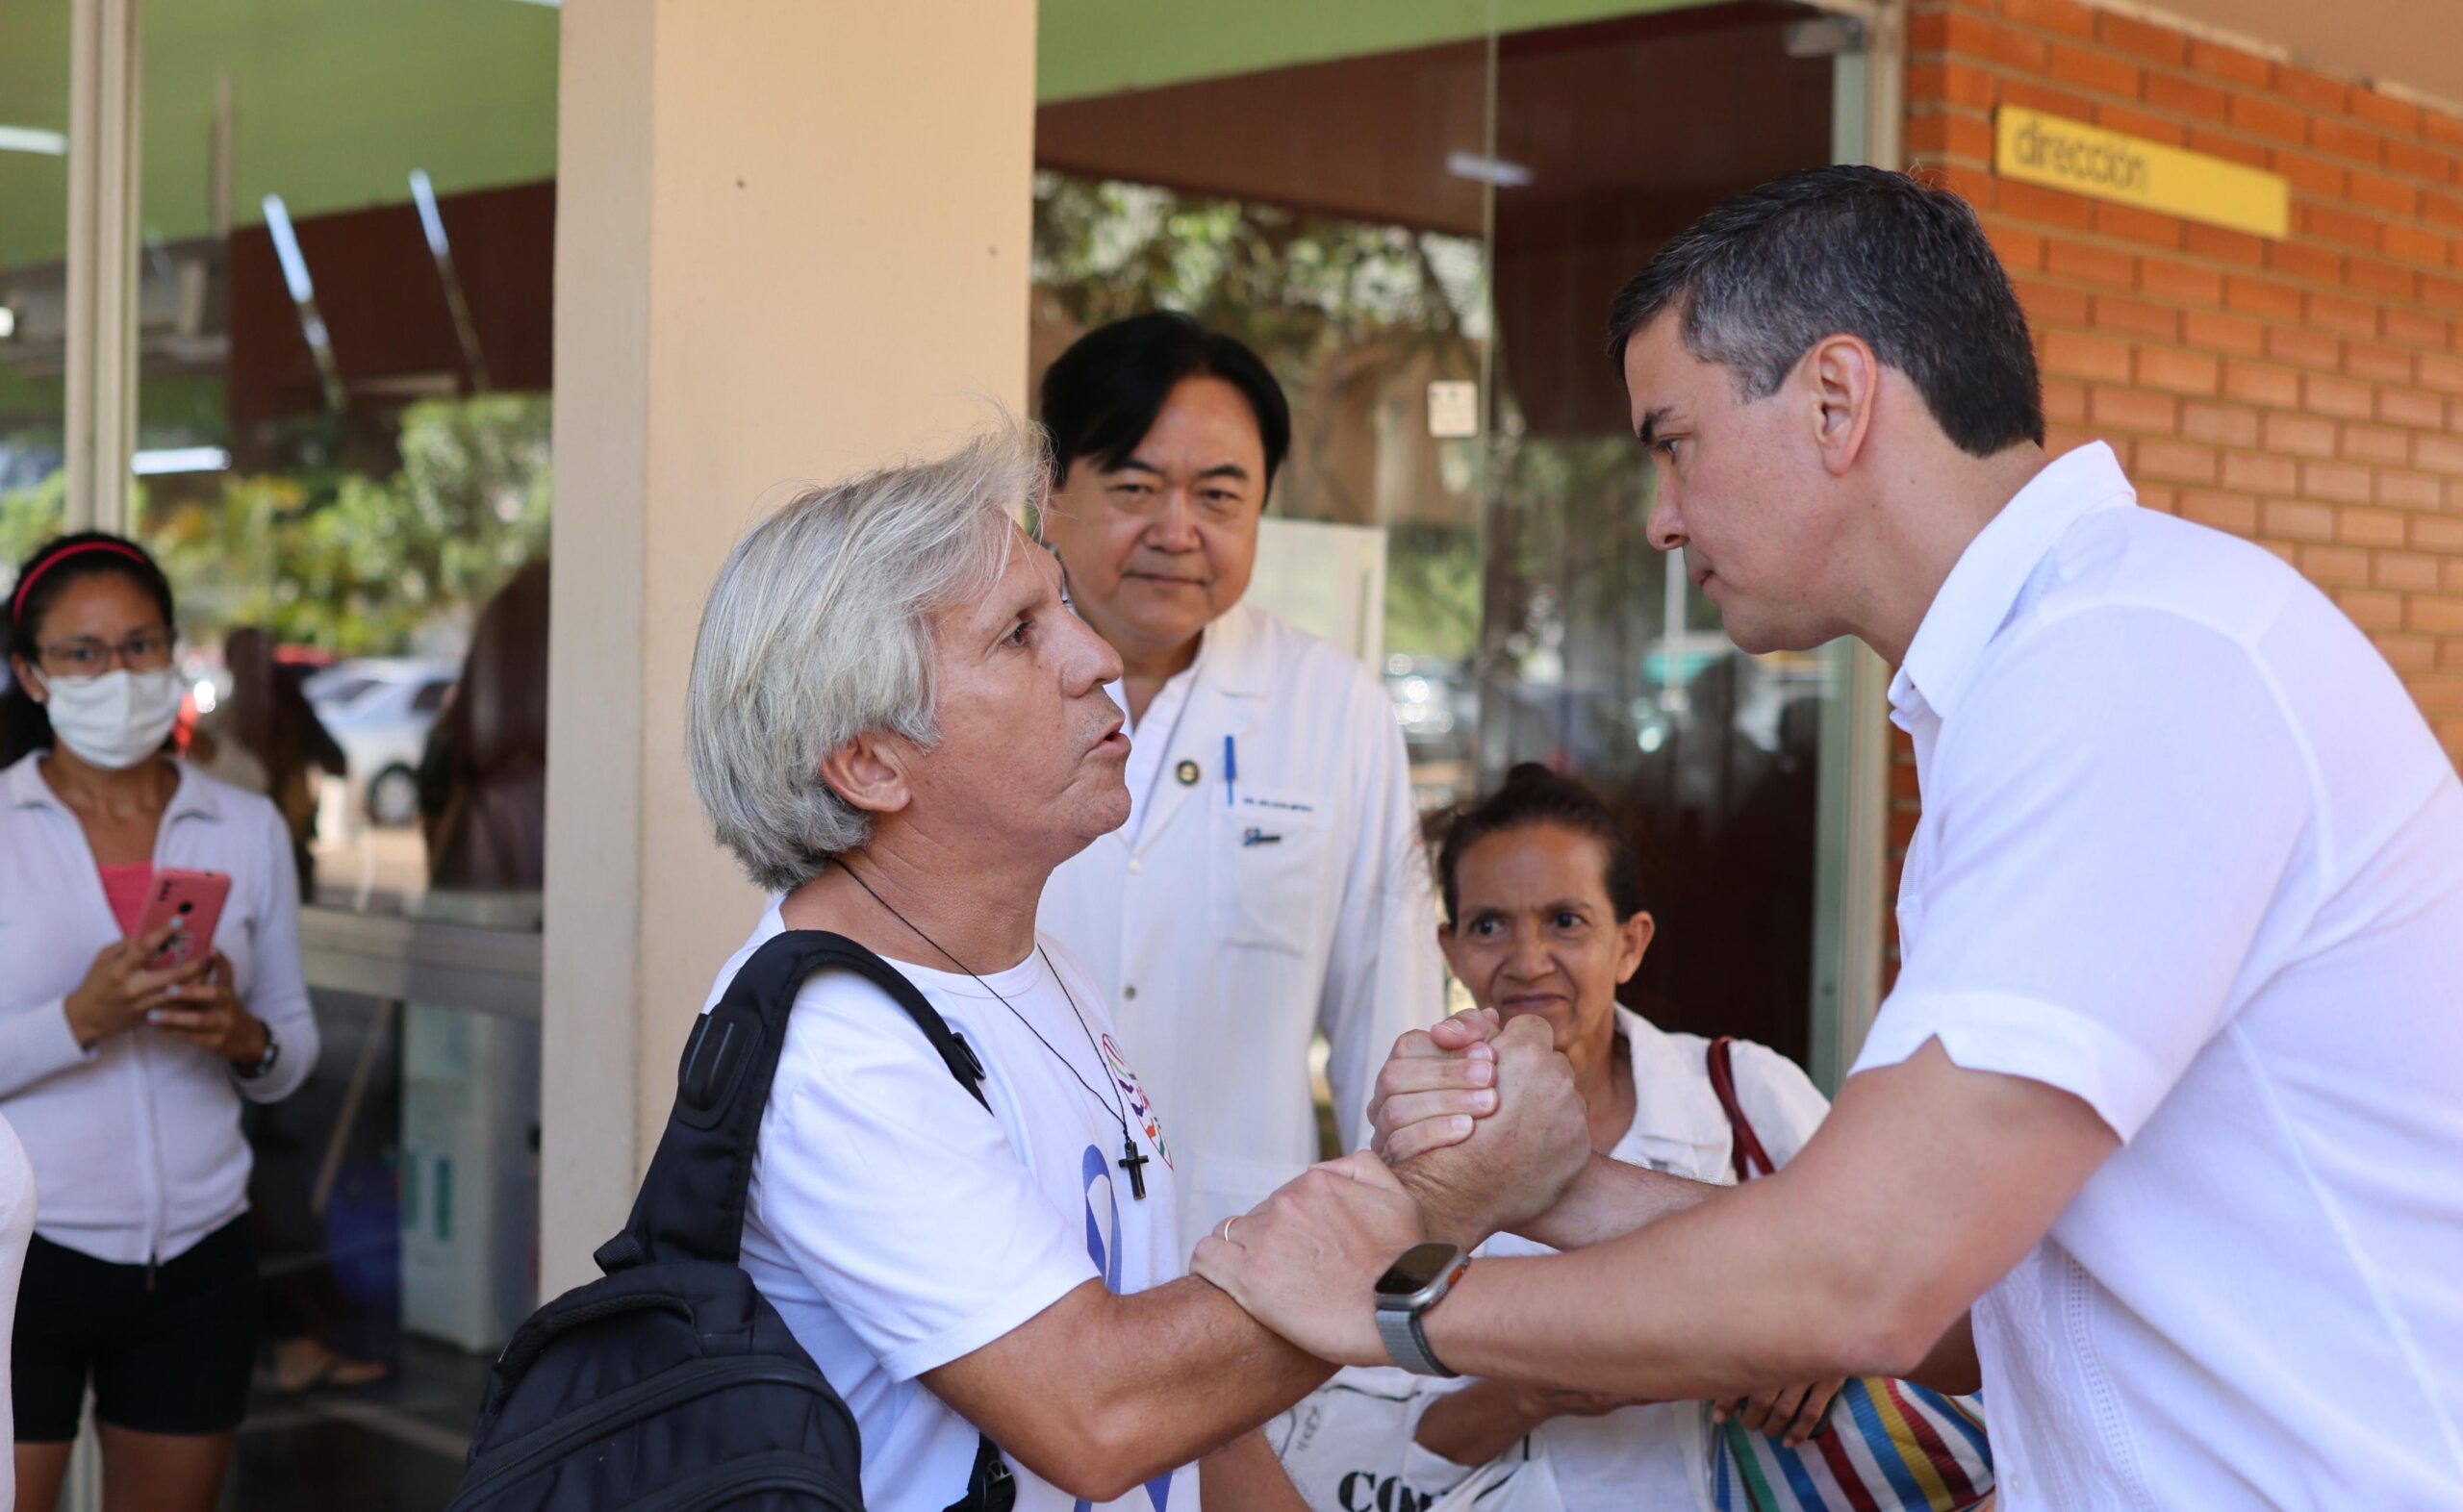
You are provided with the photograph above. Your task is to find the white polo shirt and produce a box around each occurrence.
[1852,443,2463,1508]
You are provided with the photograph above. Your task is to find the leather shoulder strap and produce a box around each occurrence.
[1706,1036,1777,1183]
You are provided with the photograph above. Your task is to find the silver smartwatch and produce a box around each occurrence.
[1373,1242,1468,1377]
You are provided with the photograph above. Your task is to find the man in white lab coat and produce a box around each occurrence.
[1035,313,1443,1246]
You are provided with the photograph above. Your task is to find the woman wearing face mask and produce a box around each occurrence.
[1284,765,1841,1511]
[1,533,319,1512]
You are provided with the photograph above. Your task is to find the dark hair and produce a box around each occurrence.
[3,532,180,764]
[1435,764,1648,925]
[1605,165,2044,457]
[1039,312,1292,490]
[423,558,550,891]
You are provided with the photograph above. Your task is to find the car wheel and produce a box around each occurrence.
[368,766,420,828]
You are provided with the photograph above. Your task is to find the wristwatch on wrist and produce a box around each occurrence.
[237,1023,280,1081]
[1374,1242,1469,1377]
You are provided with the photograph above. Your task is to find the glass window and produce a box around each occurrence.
[1032,2,1844,1067]
[115,6,558,1505]
[1483,6,1841,1063]
[132,1,557,920]
[302,670,377,709]
[0,0,71,585]
[1032,30,1494,810]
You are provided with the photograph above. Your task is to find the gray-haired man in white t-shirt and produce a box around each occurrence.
[1197,166,2463,1510]
[680,424,1490,1512]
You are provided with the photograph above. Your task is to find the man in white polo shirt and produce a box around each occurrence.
[1192,167,2463,1510]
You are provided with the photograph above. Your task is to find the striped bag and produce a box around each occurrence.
[1705,1038,1995,1512]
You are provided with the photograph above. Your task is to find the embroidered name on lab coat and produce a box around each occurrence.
[1235,794,1314,814]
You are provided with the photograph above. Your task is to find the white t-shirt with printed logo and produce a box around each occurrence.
[702,905,1198,1512]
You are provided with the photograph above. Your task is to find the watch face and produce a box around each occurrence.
[1375,1242,1463,1299]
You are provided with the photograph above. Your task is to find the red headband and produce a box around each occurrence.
[11,541,152,625]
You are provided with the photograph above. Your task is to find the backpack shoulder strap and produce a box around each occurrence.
[593,928,1018,1512]
[597,929,990,1272]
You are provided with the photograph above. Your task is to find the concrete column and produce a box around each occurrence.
[63,0,141,534]
[542,0,1038,1292]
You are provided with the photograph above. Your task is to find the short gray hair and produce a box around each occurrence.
[687,424,1039,892]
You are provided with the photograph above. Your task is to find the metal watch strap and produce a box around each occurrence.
[1376,1304,1459,1377]
[238,1024,279,1081]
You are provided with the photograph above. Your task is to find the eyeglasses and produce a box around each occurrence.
[38,630,175,676]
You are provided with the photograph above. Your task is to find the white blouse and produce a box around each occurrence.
[0,754,319,1266]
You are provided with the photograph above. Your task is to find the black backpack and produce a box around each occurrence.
[445,930,1018,1512]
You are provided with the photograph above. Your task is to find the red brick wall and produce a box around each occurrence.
[1886,0,2463,976]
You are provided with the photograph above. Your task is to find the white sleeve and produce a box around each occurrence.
[746,971,1099,1382]
[1729,1039,1832,1171]
[0,997,91,1099]
[1852,607,2313,1142]
[237,798,318,1103]
[1319,668,1444,1153]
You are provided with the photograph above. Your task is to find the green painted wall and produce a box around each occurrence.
[0,3,74,272]
[1035,0,1710,103]
[1,0,556,269]
[0,0,1714,269]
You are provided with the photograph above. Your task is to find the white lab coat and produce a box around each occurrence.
[1038,600,1444,1244]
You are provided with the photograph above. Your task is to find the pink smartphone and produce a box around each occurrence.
[136,869,232,972]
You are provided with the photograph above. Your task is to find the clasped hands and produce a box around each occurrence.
[1193,1007,1844,1446]
[1191,1008,1587,1365]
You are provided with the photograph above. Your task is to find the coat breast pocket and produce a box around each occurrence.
[1210,788,1333,957]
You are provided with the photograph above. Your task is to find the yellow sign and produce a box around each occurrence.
[1995,106,2290,239]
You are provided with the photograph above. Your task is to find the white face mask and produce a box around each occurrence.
[35,667,184,770]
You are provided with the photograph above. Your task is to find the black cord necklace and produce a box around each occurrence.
[838,865,1150,1200]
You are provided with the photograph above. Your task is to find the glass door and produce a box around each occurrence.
[1029,0,1878,1082]
[1479,4,1850,1068]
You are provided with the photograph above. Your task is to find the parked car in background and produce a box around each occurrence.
[304,658,458,827]
[175,643,336,748]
